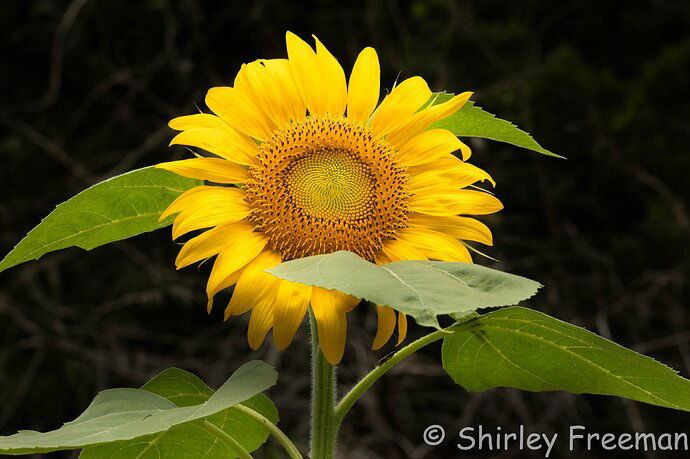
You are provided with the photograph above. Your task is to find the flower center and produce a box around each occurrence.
[244,114,409,261]
[285,147,374,220]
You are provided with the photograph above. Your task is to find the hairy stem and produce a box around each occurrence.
[309,309,337,459]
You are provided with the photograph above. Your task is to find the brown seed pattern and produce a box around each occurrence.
[244,114,409,261]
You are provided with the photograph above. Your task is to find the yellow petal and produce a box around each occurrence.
[381,237,428,262]
[205,229,268,301]
[247,294,276,350]
[169,128,258,165]
[407,155,491,179]
[311,288,349,364]
[372,305,396,350]
[171,201,250,240]
[160,186,205,221]
[205,87,275,141]
[160,186,246,223]
[407,156,495,192]
[169,113,228,131]
[396,129,470,166]
[387,92,472,148]
[396,312,408,346]
[314,36,347,116]
[396,227,472,262]
[262,58,306,122]
[339,293,361,312]
[175,221,264,269]
[286,32,324,115]
[408,213,493,246]
[347,47,380,124]
[371,76,431,138]
[234,61,295,130]
[207,266,244,314]
[156,158,250,184]
[226,250,282,318]
[205,243,265,299]
[272,281,312,350]
[409,189,504,217]
[174,227,224,268]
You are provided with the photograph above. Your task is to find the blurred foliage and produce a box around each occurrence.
[0,1,689,458]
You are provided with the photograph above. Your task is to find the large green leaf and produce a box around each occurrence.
[0,361,277,455]
[0,166,199,274]
[442,307,690,411]
[267,250,541,328]
[80,368,278,458]
[430,93,563,158]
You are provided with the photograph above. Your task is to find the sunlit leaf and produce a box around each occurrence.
[430,93,562,158]
[443,307,690,411]
[0,167,200,274]
[267,250,541,328]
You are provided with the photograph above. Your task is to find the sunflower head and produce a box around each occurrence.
[157,32,503,364]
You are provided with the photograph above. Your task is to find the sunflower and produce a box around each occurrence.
[157,32,503,364]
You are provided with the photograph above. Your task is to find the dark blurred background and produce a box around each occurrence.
[1,1,689,457]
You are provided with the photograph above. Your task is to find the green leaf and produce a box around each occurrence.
[141,367,217,406]
[0,166,199,274]
[442,307,690,411]
[430,93,563,158]
[267,250,541,328]
[80,368,278,458]
[0,361,277,455]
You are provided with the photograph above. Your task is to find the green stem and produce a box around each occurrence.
[334,328,452,427]
[196,419,252,459]
[309,308,337,459]
[231,404,303,459]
